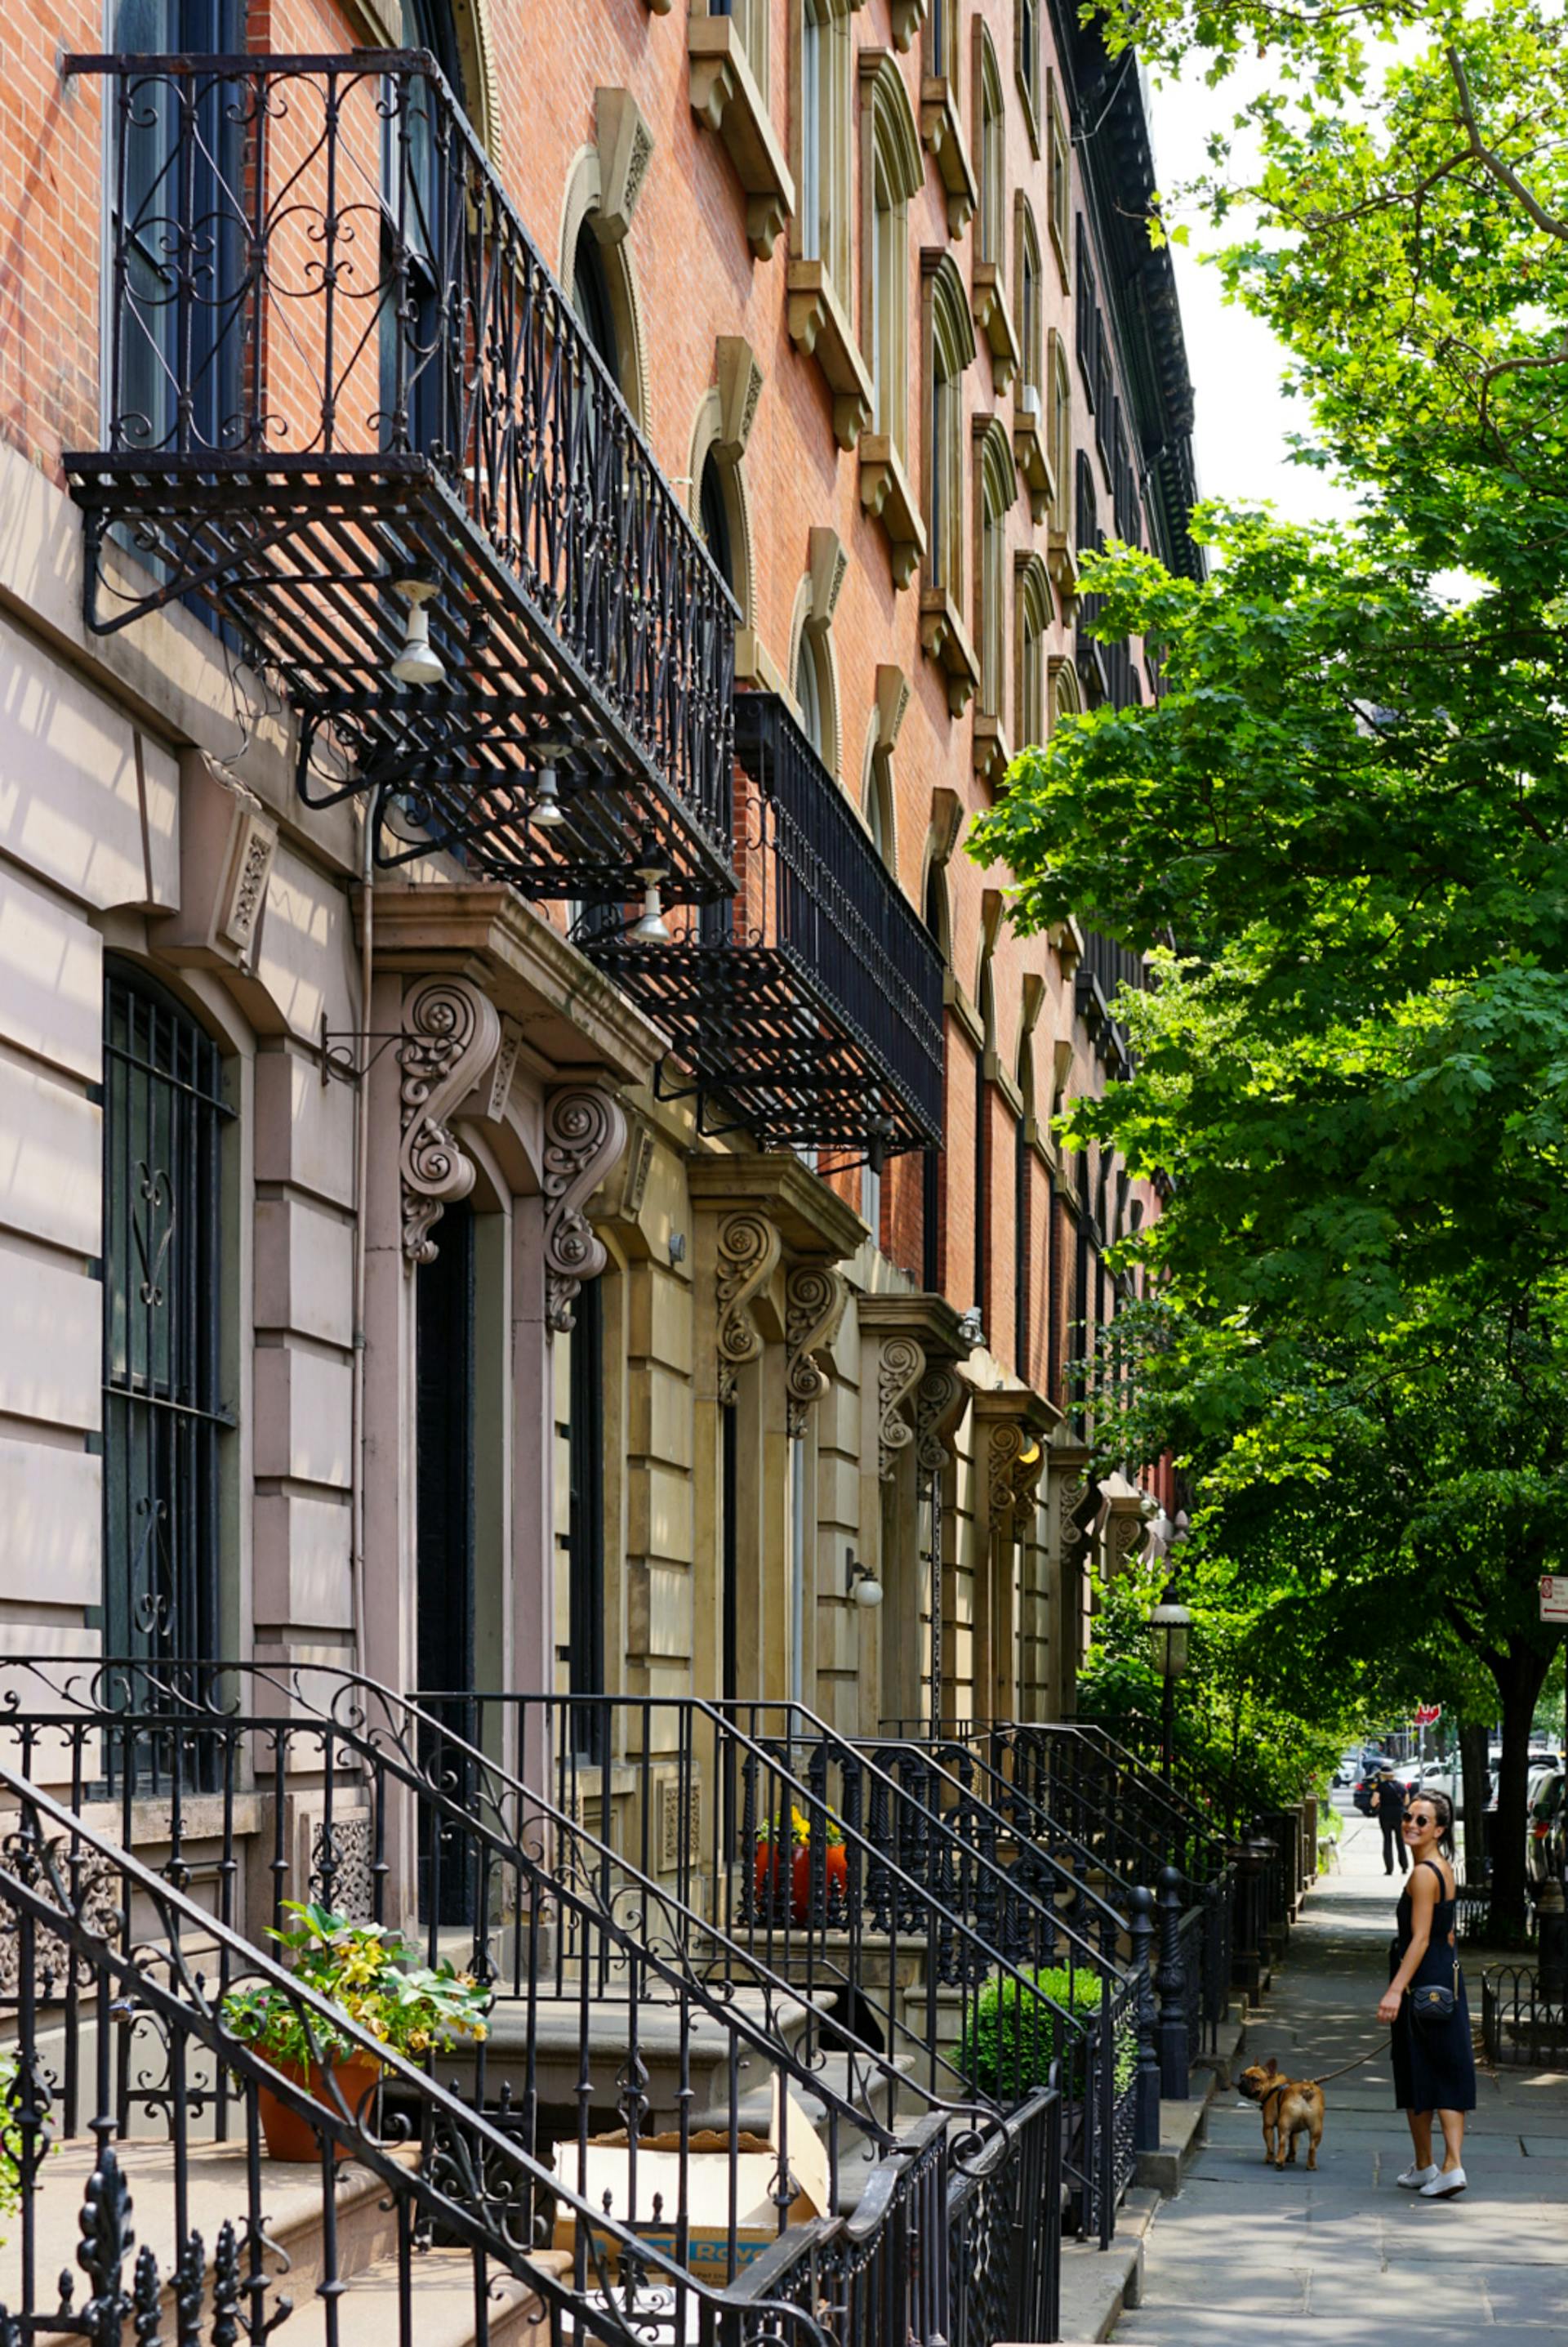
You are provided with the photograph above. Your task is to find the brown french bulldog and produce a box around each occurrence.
[1238,2057,1325,2171]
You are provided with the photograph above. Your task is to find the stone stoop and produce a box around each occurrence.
[3,2139,569,2347]
[1134,1998,1248,2196]
[1055,2183,1160,2344]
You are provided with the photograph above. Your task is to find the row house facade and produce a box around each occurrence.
[0,4,1225,2340]
[0,0,1198,1783]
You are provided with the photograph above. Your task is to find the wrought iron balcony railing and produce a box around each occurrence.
[63,52,736,907]
[586,693,946,1158]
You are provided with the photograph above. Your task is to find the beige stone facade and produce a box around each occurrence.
[0,0,1195,1766]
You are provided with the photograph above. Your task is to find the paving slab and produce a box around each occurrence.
[1109,1811,1568,2345]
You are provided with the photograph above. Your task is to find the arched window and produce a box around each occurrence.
[974,29,1005,271]
[974,951,996,1323]
[103,962,231,1673]
[399,0,466,87]
[921,253,976,616]
[1015,553,1052,749]
[1016,200,1043,408]
[572,221,620,379]
[796,0,853,284]
[1047,330,1073,554]
[974,417,1016,728]
[698,452,734,592]
[859,54,923,455]
[795,632,826,757]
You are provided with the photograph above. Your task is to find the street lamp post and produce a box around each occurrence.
[1148,1581,1192,1783]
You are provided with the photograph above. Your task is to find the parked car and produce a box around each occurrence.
[1410,1759,1493,1816]
[1526,1768,1566,1893]
[1334,1751,1361,1787]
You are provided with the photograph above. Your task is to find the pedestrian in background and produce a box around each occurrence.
[1374,1766,1408,1875]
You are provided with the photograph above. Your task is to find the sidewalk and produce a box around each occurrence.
[1111,1812,1568,2342]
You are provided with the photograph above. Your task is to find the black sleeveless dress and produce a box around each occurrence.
[1389,1858,1476,2112]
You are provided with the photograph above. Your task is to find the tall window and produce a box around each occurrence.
[572,222,620,379]
[922,865,949,1293]
[566,1279,606,1711]
[923,257,974,606]
[975,419,1015,723]
[975,32,1005,271]
[860,53,922,453]
[795,631,826,757]
[713,0,771,102]
[795,0,852,290]
[416,1193,477,1921]
[1017,202,1043,408]
[1046,74,1071,280]
[1015,554,1051,747]
[110,0,244,553]
[1048,331,1072,538]
[103,964,231,1671]
[1017,0,1040,138]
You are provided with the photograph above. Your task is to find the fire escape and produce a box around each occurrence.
[64,50,736,908]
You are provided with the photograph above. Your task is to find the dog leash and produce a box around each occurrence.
[1310,2043,1388,2086]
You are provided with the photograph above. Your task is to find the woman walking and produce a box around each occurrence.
[1377,1789,1475,2197]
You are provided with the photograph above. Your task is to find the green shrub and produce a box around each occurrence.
[960,1966,1137,2103]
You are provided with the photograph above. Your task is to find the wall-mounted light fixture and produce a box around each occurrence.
[845,1546,884,1609]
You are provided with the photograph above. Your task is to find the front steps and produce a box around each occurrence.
[2,2139,571,2347]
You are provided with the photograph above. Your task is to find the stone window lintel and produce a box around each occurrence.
[858,432,926,590]
[920,78,978,238]
[920,585,981,716]
[971,258,1020,393]
[786,259,875,448]
[689,17,797,259]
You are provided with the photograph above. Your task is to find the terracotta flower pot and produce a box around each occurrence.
[754,1841,848,1925]
[254,2048,382,2162]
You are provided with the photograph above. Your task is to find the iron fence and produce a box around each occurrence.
[65,51,736,906]
[0,1661,1072,2347]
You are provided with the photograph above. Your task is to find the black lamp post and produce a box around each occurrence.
[1149,1580,1192,1783]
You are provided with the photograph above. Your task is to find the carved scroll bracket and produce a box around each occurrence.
[785,1264,849,1439]
[399,978,502,1265]
[543,1086,627,1334]
[875,1335,927,1479]
[913,1363,969,1477]
[715,1210,782,1406]
[987,1419,1047,1539]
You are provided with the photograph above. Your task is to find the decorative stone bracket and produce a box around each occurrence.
[542,1086,627,1333]
[715,1209,782,1407]
[913,1362,970,1475]
[987,1417,1047,1537]
[875,1334,926,1479]
[399,977,502,1265]
[785,1263,849,1439]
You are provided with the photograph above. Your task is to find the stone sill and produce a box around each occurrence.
[920,77,977,237]
[920,585,981,716]
[688,18,795,258]
[973,710,1011,788]
[972,259,1019,395]
[786,261,874,448]
[858,433,926,590]
[1013,397,1054,525]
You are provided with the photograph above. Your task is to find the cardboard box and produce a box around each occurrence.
[551,2076,830,2280]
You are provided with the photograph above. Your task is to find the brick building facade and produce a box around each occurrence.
[0,0,1196,1760]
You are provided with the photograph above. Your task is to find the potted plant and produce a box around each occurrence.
[222,1902,490,2162]
[754,1805,848,1925]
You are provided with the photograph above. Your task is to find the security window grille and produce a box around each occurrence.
[102,965,232,1680]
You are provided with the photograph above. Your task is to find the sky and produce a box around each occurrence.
[1144,63,1358,530]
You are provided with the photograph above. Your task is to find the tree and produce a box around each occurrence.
[973,3,1568,1929]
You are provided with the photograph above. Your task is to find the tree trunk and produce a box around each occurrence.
[1459,1720,1490,1885]
[1489,1641,1551,1942]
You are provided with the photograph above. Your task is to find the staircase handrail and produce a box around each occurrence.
[1010,1720,1231,1876]
[0,1658,1006,2149]
[0,1759,826,2347]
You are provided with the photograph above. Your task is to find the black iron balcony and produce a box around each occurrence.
[586,692,945,1157]
[62,52,735,906]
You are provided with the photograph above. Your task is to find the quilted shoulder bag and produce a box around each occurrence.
[1409,1946,1459,2028]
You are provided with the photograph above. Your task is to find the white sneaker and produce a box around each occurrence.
[1396,2162,1439,2189]
[1420,2166,1467,2198]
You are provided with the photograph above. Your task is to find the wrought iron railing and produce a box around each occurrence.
[422,1693,1138,2247]
[0,1763,826,2347]
[0,1662,1067,2347]
[587,691,944,1157]
[63,52,736,907]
